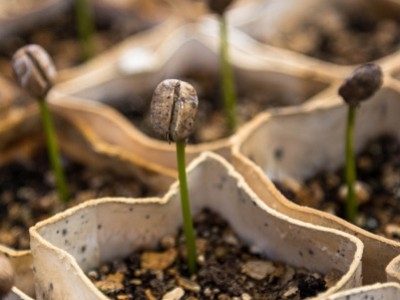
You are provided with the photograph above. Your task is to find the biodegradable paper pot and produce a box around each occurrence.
[326,282,400,300]
[30,152,363,299]
[232,58,400,284]
[52,15,333,177]
[0,245,33,299]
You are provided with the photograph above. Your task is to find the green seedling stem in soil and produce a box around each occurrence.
[345,105,357,223]
[12,44,70,204]
[338,63,383,223]
[207,0,237,132]
[176,140,197,275]
[76,0,95,60]
[219,13,237,132]
[151,79,199,275]
[38,98,69,203]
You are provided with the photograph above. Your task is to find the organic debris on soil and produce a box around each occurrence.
[0,148,154,250]
[277,135,400,239]
[88,209,335,300]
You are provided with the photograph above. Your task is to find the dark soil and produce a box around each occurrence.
[264,6,400,65]
[277,134,400,240]
[88,209,335,300]
[0,2,154,79]
[0,148,156,250]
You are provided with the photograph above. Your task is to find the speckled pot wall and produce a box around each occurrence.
[30,152,363,299]
[232,54,400,284]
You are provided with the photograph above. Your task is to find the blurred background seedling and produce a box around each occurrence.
[207,0,237,132]
[75,0,96,60]
[338,63,383,223]
[12,44,69,204]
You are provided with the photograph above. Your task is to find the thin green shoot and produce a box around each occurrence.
[219,13,237,133]
[76,0,96,61]
[345,105,357,223]
[176,140,197,275]
[38,98,69,203]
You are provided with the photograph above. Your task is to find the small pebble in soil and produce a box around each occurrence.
[87,209,333,299]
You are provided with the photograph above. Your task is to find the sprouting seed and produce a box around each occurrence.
[338,63,383,223]
[151,79,198,143]
[12,44,69,204]
[151,79,198,275]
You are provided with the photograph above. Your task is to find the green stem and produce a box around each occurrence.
[345,105,357,223]
[38,98,69,203]
[76,0,95,61]
[220,14,237,133]
[176,140,197,275]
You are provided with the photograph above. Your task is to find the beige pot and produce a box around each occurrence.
[232,53,400,284]
[326,282,400,300]
[52,7,335,178]
[30,152,363,299]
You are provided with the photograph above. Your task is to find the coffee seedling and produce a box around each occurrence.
[151,79,198,275]
[207,0,237,132]
[338,63,383,223]
[12,44,69,203]
[76,0,95,60]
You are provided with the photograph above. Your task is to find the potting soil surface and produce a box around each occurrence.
[88,209,336,300]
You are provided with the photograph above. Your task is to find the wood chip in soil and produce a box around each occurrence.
[0,148,157,250]
[277,134,400,240]
[87,209,337,300]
